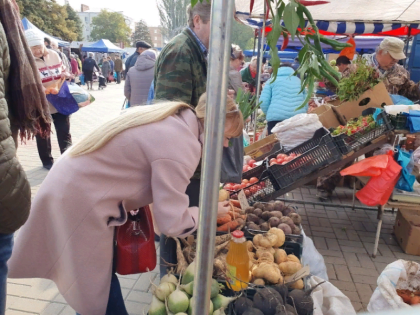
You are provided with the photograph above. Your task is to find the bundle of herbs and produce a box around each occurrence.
[337,57,381,102]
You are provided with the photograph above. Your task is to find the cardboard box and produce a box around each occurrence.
[244,134,279,160]
[329,82,393,124]
[394,208,420,256]
[311,104,341,129]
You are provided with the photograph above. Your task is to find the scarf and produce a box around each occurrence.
[0,0,51,140]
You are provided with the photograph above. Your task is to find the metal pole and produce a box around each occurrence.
[404,27,412,69]
[192,0,233,313]
[253,4,267,142]
[372,205,384,258]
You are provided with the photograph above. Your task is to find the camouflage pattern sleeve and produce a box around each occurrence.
[154,47,193,104]
[389,66,420,101]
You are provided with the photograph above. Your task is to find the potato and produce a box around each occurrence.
[253,278,265,286]
[278,223,292,235]
[273,200,284,211]
[246,241,254,252]
[268,217,281,228]
[289,213,302,225]
[256,247,271,258]
[267,227,285,247]
[261,212,271,221]
[253,234,263,247]
[247,223,261,231]
[258,234,277,248]
[287,254,300,263]
[252,263,283,284]
[247,214,260,224]
[292,225,301,235]
[279,261,302,276]
[260,223,270,231]
[259,251,275,263]
[245,207,255,214]
[268,211,283,219]
[288,279,304,290]
[282,206,295,216]
[253,208,263,217]
[273,249,288,264]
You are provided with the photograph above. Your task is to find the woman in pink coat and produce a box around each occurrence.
[8,94,243,315]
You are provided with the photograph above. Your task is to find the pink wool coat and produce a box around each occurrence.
[8,109,202,315]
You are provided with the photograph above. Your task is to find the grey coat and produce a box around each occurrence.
[101,60,111,76]
[125,53,155,106]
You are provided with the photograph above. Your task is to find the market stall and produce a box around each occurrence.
[166,1,420,315]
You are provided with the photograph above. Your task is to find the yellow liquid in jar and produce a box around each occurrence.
[225,237,249,291]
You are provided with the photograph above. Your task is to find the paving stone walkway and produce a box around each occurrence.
[7,83,420,314]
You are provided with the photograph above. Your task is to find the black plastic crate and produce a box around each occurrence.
[331,109,394,155]
[229,171,280,204]
[242,163,266,181]
[389,113,408,130]
[267,128,342,190]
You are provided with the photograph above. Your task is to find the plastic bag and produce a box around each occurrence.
[301,230,328,281]
[309,276,357,315]
[271,113,322,151]
[46,81,79,115]
[390,94,414,105]
[373,144,395,156]
[367,260,420,312]
[220,135,243,184]
[340,154,389,177]
[67,82,95,108]
[356,151,402,206]
[413,147,420,165]
[395,149,416,192]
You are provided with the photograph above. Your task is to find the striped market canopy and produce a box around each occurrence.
[235,0,420,36]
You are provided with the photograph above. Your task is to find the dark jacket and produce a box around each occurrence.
[0,22,31,234]
[114,58,123,72]
[125,52,140,74]
[82,57,99,72]
[154,28,207,107]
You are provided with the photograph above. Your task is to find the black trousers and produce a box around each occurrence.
[36,113,72,166]
[159,178,200,277]
[267,120,282,135]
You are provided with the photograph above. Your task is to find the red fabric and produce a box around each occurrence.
[250,66,257,78]
[70,59,79,75]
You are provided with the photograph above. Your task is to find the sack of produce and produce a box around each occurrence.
[301,230,328,281]
[309,275,357,315]
[271,114,322,151]
[368,260,420,311]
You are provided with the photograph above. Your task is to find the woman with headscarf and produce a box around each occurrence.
[124,50,156,106]
[228,44,245,94]
[8,93,243,315]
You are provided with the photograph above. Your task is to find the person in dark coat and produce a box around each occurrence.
[125,41,151,75]
[82,52,100,90]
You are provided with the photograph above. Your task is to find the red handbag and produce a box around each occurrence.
[115,206,157,275]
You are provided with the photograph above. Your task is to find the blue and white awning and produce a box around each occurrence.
[235,0,420,35]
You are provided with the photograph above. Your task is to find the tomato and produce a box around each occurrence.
[233,184,242,191]
[243,165,250,172]
[224,183,233,190]
[270,158,277,164]
[289,153,297,158]
[270,161,277,166]
[242,179,249,184]
[277,158,284,164]
[240,183,247,189]
[250,186,258,194]
[260,181,266,188]
[249,177,258,184]
[277,154,287,159]
[244,189,251,197]
[248,159,256,167]
[281,161,288,165]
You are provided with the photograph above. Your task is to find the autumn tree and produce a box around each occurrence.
[231,19,254,51]
[90,10,132,45]
[158,0,189,40]
[131,20,153,47]
[16,0,82,41]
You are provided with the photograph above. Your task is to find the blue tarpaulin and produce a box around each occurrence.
[81,39,125,53]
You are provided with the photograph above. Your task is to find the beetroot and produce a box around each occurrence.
[253,287,284,315]
[234,297,254,315]
[268,217,281,227]
[282,207,295,216]
[278,223,292,235]
[243,308,264,315]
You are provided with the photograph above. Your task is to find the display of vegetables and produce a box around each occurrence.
[151,268,239,315]
[269,153,302,166]
[245,200,302,235]
[331,114,376,137]
[397,289,420,305]
[224,177,265,198]
[217,190,247,232]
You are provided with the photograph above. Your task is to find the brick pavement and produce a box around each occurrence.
[7,83,420,314]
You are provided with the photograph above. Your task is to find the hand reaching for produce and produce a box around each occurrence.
[217,201,230,218]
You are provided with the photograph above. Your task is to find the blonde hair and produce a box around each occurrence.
[187,0,212,28]
[70,93,243,157]
[231,44,245,61]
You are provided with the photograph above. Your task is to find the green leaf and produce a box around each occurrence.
[310,56,320,78]
[296,76,314,111]
[296,5,306,30]
[283,2,300,40]
[191,0,199,8]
